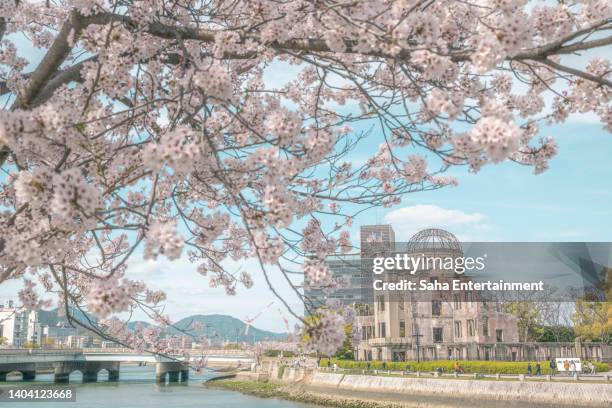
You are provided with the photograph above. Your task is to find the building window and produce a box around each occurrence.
[377,322,386,338]
[496,329,503,342]
[433,327,443,343]
[431,300,441,316]
[453,293,462,309]
[467,319,475,336]
[399,320,406,338]
[377,295,385,312]
[482,317,489,336]
[454,321,462,338]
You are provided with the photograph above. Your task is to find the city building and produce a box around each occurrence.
[304,225,396,312]
[304,253,362,310]
[66,335,91,348]
[167,335,193,350]
[0,301,44,347]
[43,323,80,348]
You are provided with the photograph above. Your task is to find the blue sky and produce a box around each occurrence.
[366,120,612,243]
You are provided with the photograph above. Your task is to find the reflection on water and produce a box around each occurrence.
[0,365,315,408]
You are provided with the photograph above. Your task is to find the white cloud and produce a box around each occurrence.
[384,204,488,240]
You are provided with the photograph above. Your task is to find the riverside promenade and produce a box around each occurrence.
[232,360,612,407]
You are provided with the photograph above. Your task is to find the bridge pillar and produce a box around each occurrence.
[53,362,77,384]
[108,370,120,381]
[0,372,7,382]
[180,369,189,382]
[155,362,184,384]
[22,371,36,381]
[155,371,166,384]
[82,371,98,383]
[54,371,70,384]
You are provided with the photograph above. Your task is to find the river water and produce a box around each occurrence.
[0,365,316,408]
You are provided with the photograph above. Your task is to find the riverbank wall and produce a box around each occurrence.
[242,361,612,407]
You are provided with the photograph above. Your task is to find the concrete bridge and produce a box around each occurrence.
[0,348,255,384]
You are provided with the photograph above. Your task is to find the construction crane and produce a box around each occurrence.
[243,301,274,336]
[277,307,290,333]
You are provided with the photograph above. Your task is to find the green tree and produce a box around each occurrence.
[503,301,542,342]
[572,267,612,344]
[42,337,56,348]
[573,301,612,344]
[23,341,40,349]
[534,325,575,342]
[333,324,355,360]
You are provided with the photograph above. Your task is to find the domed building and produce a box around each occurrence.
[353,225,521,362]
[405,228,463,256]
[306,224,606,362]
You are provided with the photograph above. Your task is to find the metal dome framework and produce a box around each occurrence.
[406,228,463,254]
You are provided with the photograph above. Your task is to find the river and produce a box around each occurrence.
[0,365,317,408]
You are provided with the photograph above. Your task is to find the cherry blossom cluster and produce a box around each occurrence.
[302,309,347,356]
[143,221,184,261]
[86,277,132,319]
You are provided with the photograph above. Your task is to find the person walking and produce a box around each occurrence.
[535,362,542,376]
[569,360,576,377]
[527,362,532,376]
[549,358,556,376]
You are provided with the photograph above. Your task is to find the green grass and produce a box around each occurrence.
[320,358,610,375]
[205,379,284,398]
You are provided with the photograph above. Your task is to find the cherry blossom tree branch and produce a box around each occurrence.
[538,57,612,88]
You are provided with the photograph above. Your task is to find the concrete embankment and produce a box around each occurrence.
[239,364,612,407]
[309,371,611,406]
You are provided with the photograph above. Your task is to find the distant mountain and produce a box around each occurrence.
[167,314,287,344]
[38,308,96,327]
[38,309,286,345]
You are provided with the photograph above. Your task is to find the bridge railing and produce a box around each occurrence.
[81,348,136,354]
[81,348,254,356]
[0,349,82,355]
[1,348,255,357]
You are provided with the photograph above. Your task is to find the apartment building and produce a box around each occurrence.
[0,301,44,347]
